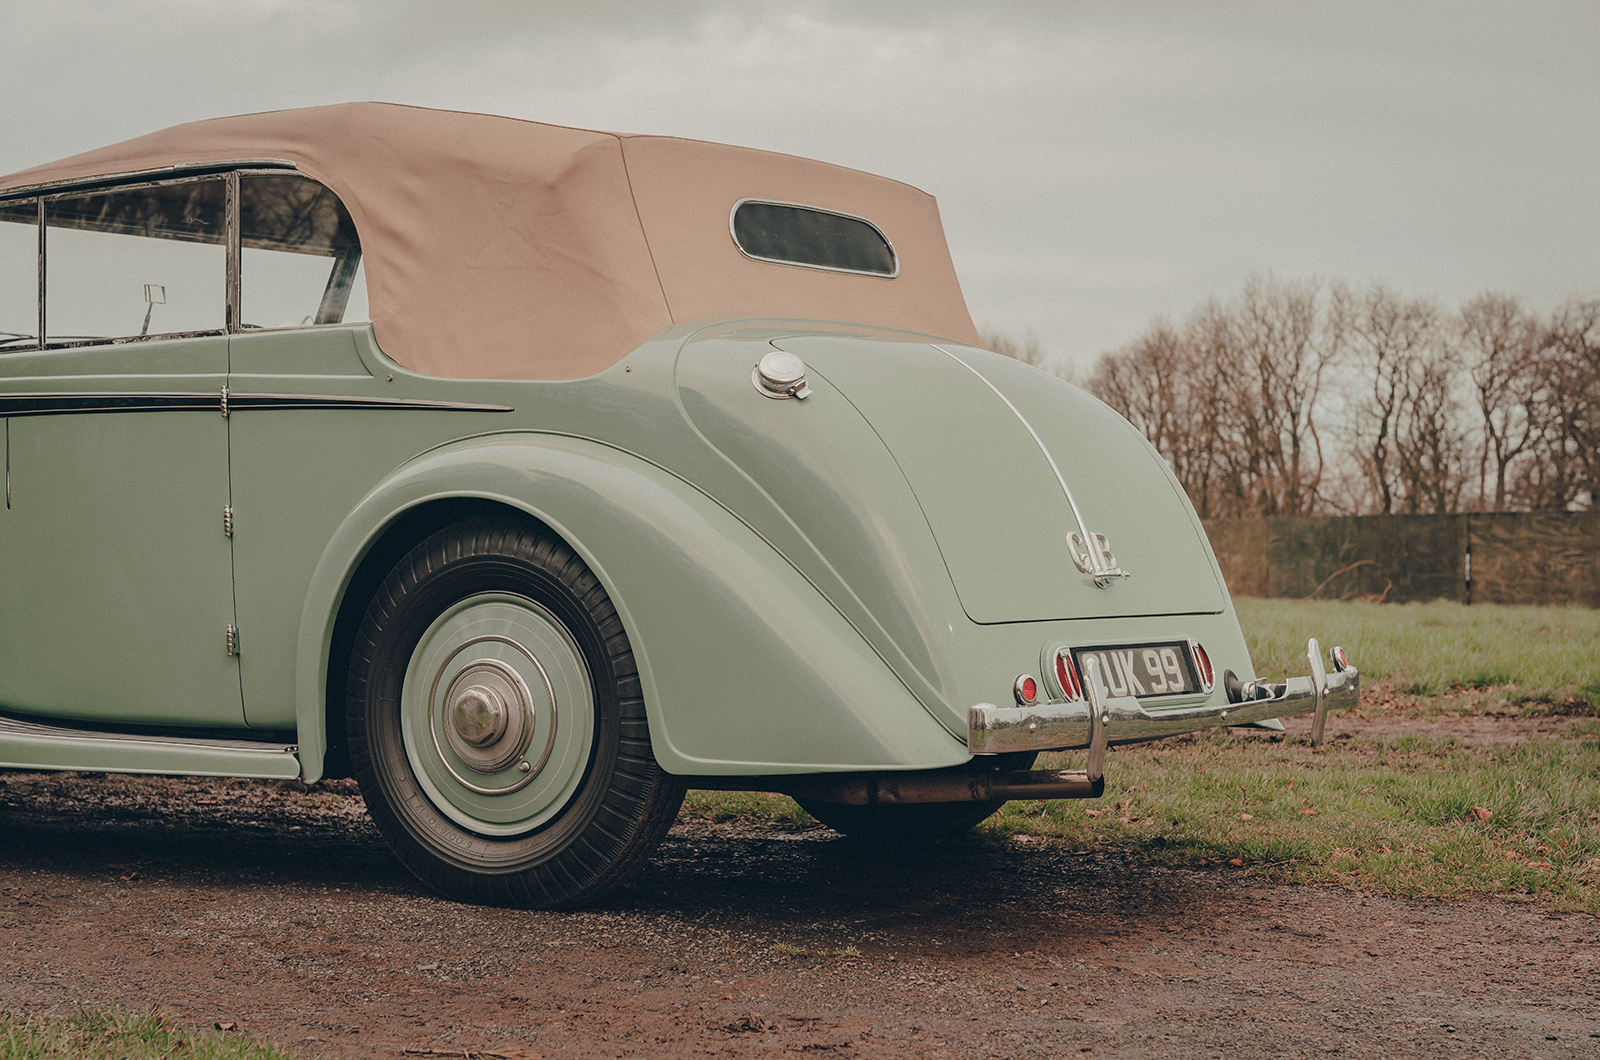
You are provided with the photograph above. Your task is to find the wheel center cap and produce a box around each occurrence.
[449,685,507,746]
[438,657,537,775]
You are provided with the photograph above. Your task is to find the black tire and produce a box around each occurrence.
[794,751,1038,842]
[346,516,685,907]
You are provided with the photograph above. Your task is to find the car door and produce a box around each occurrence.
[221,171,513,731]
[0,178,244,728]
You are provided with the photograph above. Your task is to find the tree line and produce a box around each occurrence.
[1065,277,1600,518]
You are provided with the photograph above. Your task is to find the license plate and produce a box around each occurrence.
[1074,642,1195,699]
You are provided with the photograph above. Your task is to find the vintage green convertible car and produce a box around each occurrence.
[0,103,1357,906]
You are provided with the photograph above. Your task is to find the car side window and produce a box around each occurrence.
[240,173,368,330]
[0,198,37,350]
[730,200,897,277]
[45,178,227,345]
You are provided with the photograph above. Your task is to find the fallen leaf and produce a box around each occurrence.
[1470,806,1493,822]
[1228,858,1244,867]
[1238,813,1254,821]
[1085,809,1104,818]
[1298,808,1319,815]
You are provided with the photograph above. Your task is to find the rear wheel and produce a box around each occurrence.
[795,752,1038,842]
[346,517,684,907]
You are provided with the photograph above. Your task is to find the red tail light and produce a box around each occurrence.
[1054,647,1084,701]
[1190,640,1215,694]
[1013,674,1039,706]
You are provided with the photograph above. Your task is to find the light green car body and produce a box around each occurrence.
[0,316,1253,783]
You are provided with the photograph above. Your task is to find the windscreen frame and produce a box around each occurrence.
[0,161,370,351]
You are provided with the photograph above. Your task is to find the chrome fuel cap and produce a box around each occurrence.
[753,349,812,399]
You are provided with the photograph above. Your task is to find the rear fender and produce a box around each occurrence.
[294,432,966,780]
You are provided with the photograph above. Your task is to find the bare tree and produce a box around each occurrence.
[1091,279,1597,518]
[1087,318,1232,515]
[1393,336,1468,513]
[1519,297,1600,510]
[1458,292,1544,510]
[1228,275,1335,516]
[979,329,1045,368]
[1332,283,1464,513]
[1089,276,1338,518]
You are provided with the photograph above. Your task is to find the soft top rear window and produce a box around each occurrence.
[730,200,897,277]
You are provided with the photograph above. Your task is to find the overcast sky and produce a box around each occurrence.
[7,0,1596,373]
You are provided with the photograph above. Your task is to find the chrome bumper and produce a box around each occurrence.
[969,638,1359,770]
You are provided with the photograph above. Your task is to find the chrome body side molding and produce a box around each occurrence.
[0,393,513,417]
[0,714,302,780]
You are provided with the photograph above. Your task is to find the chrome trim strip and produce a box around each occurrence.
[728,197,900,278]
[0,392,513,417]
[0,159,298,200]
[931,344,1131,585]
[0,393,221,416]
[226,393,514,413]
[36,196,44,351]
[225,171,241,333]
[0,714,297,754]
[970,639,1358,755]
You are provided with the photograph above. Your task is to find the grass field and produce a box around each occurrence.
[681,599,1600,912]
[1237,597,1600,705]
[0,1007,299,1060]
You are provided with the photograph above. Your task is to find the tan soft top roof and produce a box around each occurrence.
[0,103,978,379]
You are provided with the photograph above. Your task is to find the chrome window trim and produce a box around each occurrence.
[36,197,42,351]
[40,171,234,203]
[728,197,899,278]
[13,166,363,351]
[42,329,229,351]
[0,197,44,353]
[0,159,297,201]
[225,172,241,333]
[40,173,230,348]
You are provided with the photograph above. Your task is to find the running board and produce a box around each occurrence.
[0,715,302,780]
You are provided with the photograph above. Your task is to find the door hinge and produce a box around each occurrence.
[226,624,239,657]
[223,505,234,537]
[220,385,230,418]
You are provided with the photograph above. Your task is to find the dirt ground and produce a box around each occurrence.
[3,738,1598,1060]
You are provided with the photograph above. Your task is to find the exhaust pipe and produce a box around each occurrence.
[768,768,1103,806]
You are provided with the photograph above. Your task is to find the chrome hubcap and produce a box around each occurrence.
[401,593,595,835]
[441,658,531,774]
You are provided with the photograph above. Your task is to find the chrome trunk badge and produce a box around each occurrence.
[1067,531,1131,588]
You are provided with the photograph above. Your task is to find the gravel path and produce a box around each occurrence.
[2,771,1597,1059]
